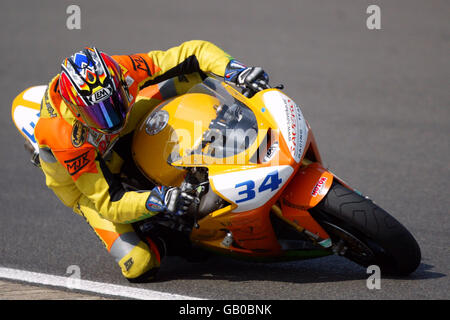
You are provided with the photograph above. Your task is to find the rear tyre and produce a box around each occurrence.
[310,182,421,276]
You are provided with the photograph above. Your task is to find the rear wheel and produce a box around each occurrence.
[310,182,421,276]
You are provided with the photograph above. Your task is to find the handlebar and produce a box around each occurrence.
[242,80,284,98]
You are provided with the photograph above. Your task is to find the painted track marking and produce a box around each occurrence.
[0,267,202,300]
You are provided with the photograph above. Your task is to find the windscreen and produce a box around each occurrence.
[186,77,258,159]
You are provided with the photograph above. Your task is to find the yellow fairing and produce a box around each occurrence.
[132,80,285,188]
[171,85,276,170]
[132,93,219,186]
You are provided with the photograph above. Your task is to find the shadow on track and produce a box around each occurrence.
[153,255,445,284]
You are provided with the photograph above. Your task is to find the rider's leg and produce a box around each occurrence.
[74,196,162,282]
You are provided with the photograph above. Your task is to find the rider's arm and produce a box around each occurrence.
[39,140,169,224]
[70,148,155,224]
[43,142,156,224]
[112,40,234,90]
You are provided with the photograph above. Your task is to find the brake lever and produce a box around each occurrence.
[242,79,270,97]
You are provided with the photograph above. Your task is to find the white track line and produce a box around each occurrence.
[0,267,202,300]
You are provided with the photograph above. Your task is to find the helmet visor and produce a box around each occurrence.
[79,86,129,134]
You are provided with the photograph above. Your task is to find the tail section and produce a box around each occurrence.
[11,86,47,152]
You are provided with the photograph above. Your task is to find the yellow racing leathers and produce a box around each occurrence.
[34,40,233,281]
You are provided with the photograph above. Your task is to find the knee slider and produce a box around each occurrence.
[110,233,160,280]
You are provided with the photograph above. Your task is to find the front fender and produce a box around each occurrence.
[283,162,334,208]
[279,162,334,242]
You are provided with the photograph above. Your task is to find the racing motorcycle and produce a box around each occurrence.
[11,76,421,276]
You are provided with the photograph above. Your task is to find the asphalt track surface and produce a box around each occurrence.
[0,0,448,300]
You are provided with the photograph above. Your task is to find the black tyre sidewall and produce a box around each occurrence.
[311,182,421,276]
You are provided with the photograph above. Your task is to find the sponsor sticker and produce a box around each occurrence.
[90,86,112,103]
[284,97,305,162]
[262,91,308,163]
[311,177,328,197]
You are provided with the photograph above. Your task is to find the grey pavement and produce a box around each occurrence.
[0,0,448,300]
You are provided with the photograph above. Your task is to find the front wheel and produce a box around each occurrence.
[310,182,421,276]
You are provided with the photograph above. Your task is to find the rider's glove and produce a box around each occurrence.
[224,60,269,91]
[146,186,194,215]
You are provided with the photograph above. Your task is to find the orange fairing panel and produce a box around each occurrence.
[283,162,333,208]
[280,163,333,240]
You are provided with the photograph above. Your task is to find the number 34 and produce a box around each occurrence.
[235,170,282,203]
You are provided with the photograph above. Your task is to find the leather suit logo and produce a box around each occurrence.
[40,89,57,118]
[123,258,134,271]
[64,151,91,176]
[72,121,88,148]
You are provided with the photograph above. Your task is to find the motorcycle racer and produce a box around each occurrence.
[34,40,268,282]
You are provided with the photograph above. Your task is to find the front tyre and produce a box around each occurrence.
[310,182,421,276]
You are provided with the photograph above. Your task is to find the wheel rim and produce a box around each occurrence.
[321,221,375,265]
